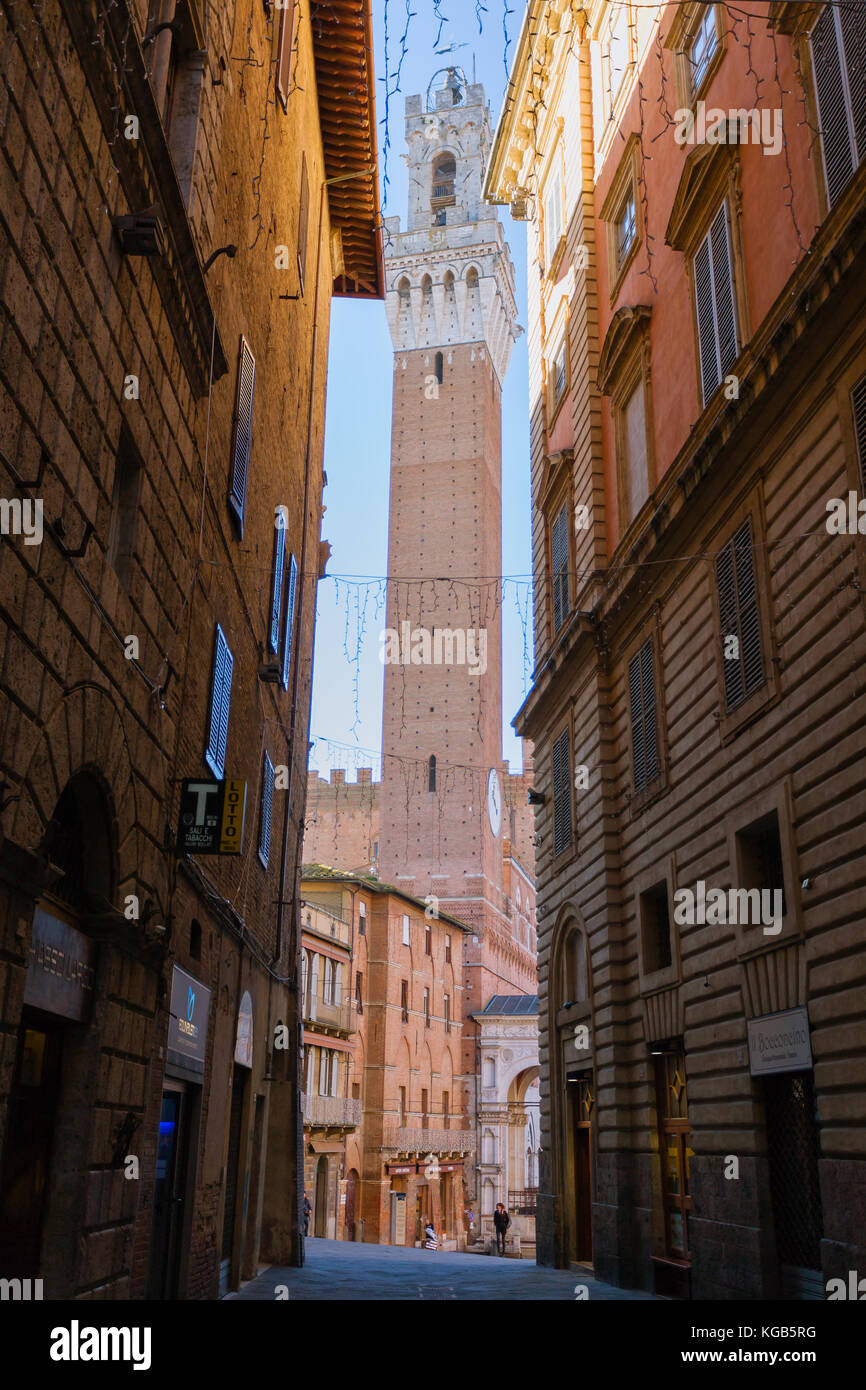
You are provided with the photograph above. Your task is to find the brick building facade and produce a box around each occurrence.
[301,867,474,1247]
[487,0,866,1298]
[0,0,381,1298]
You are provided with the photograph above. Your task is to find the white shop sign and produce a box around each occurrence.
[747,1007,812,1076]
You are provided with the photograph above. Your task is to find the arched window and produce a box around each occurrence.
[428,754,437,791]
[443,269,455,298]
[466,266,479,291]
[431,153,456,223]
[421,273,433,300]
[397,276,410,303]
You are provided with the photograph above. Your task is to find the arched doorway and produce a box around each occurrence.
[314,1155,328,1237]
[0,771,114,1279]
[345,1167,358,1239]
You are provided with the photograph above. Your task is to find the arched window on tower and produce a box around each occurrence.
[397,275,411,307]
[431,152,456,225]
[466,265,479,291]
[421,273,433,301]
[434,352,443,384]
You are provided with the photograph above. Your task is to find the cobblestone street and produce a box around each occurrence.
[226,1237,663,1301]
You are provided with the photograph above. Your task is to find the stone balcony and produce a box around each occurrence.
[302,1094,362,1131]
[383,1126,475,1156]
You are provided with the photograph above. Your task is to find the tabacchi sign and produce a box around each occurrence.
[176,778,247,855]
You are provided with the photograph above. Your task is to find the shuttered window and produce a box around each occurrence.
[716,516,765,711]
[622,379,649,524]
[229,338,255,534]
[551,502,570,634]
[280,552,298,690]
[298,154,310,293]
[629,639,661,793]
[205,624,233,778]
[852,373,866,491]
[258,752,274,867]
[811,2,866,209]
[275,1,297,111]
[269,517,286,654]
[694,200,739,406]
[552,726,573,857]
[545,176,563,266]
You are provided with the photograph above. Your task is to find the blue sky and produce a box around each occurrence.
[309,0,532,778]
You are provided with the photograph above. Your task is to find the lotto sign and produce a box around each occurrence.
[176,778,247,855]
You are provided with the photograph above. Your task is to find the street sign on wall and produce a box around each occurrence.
[176,778,247,854]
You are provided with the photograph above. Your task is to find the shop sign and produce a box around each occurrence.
[24,909,96,1022]
[168,964,211,1074]
[176,778,247,854]
[748,1007,812,1076]
[386,1164,415,1175]
[234,989,253,1068]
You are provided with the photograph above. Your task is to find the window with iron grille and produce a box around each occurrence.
[258,751,274,867]
[694,200,738,405]
[444,994,450,1032]
[275,0,297,111]
[629,638,661,793]
[205,624,233,778]
[715,516,765,711]
[852,373,866,491]
[552,726,573,857]
[550,501,570,634]
[811,2,866,209]
[269,515,286,653]
[228,338,255,533]
[280,552,298,690]
[423,987,430,1028]
[355,970,363,1014]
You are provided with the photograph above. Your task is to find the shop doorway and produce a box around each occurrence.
[0,1015,63,1276]
[569,1073,594,1263]
[314,1154,328,1236]
[219,1064,247,1294]
[765,1072,824,1299]
[147,1082,190,1299]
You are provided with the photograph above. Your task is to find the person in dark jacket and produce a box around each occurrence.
[303,1192,312,1237]
[493,1202,511,1255]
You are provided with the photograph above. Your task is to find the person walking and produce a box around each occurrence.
[303,1191,312,1237]
[493,1202,511,1256]
[424,1220,439,1251]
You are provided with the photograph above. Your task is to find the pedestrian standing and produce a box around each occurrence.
[303,1191,312,1237]
[493,1202,511,1256]
[424,1220,439,1251]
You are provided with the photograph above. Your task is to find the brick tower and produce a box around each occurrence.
[379,73,535,1201]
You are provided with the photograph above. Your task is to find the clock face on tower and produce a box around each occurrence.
[487,768,502,838]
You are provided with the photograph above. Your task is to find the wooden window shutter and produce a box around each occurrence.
[551,502,569,633]
[269,520,286,653]
[275,1,296,112]
[552,726,572,857]
[695,201,738,406]
[229,338,255,533]
[715,516,765,711]
[281,552,299,689]
[709,202,738,379]
[629,639,660,794]
[258,752,274,866]
[811,3,863,207]
[206,624,233,778]
[298,155,310,293]
[851,373,866,492]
